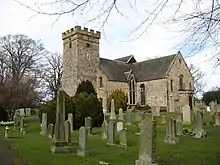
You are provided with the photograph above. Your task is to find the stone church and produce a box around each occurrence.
[62,26,194,111]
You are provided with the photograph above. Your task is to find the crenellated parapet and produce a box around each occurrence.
[62,26,101,40]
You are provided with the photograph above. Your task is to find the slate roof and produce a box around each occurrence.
[99,54,177,82]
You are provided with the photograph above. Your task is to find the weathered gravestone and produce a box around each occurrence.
[20,116,25,133]
[151,106,160,116]
[182,105,191,124]
[68,113,73,132]
[65,120,71,144]
[118,108,124,121]
[214,112,220,126]
[176,112,183,136]
[48,124,54,138]
[193,111,206,138]
[164,116,179,144]
[40,113,47,136]
[51,88,70,154]
[120,128,127,148]
[107,119,116,145]
[135,112,145,135]
[77,126,88,157]
[102,121,108,140]
[85,117,92,135]
[126,109,132,125]
[135,118,157,165]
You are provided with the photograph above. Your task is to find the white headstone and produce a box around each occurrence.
[207,106,211,112]
[182,105,191,124]
[117,122,123,132]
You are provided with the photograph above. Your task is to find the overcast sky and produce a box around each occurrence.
[0,0,219,94]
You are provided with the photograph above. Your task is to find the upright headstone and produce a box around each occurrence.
[102,121,108,140]
[169,95,175,112]
[107,119,116,145]
[65,120,71,144]
[109,99,116,120]
[176,112,183,136]
[85,117,92,135]
[182,105,191,124]
[119,128,127,148]
[164,116,179,144]
[152,106,160,116]
[68,113,73,132]
[5,126,9,138]
[193,111,206,138]
[214,112,220,126]
[77,126,88,157]
[51,88,69,154]
[135,119,157,165]
[118,108,124,121]
[209,101,215,115]
[126,109,132,125]
[40,113,47,136]
[117,121,123,132]
[20,116,25,133]
[48,124,54,138]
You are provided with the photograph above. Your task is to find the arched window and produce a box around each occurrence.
[179,75,183,90]
[98,77,103,88]
[189,82,192,90]
[140,84,145,105]
[99,97,103,105]
[170,79,173,91]
[129,78,135,104]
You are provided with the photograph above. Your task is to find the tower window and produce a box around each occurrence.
[86,43,90,48]
[179,59,181,64]
[87,54,90,60]
[69,42,72,48]
[99,77,103,88]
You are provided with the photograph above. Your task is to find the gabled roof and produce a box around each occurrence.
[99,54,177,82]
[115,55,137,64]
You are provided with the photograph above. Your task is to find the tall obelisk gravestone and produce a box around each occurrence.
[51,88,70,154]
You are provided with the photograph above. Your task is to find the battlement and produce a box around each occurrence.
[62,26,101,40]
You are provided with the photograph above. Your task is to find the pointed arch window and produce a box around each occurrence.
[129,78,135,104]
[179,75,183,90]
[140,84,146,105]
[98,77,103,88]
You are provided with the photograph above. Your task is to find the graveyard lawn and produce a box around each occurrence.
[2,113,220,165]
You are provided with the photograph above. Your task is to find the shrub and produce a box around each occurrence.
[76,80,97,95]
[38,93,74,125]
[107,89,128,114]
[73,92,103,130]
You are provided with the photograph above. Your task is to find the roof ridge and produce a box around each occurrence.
[133,54,177,65]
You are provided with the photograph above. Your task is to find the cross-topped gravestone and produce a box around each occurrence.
[135,118,157,165]
[164,116,179,144]
[51,88,69,154]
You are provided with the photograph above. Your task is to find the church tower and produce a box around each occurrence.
[62,26,101,96]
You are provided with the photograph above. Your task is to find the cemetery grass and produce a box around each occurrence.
[2,113,220,165]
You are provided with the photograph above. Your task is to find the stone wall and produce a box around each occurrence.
[166,52,194,108]
[136,79,167,107]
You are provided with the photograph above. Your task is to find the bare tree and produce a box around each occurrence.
[43,52,63,98]
[0,34,48,118]
[13,0,220,61]
[189,64,206,98]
